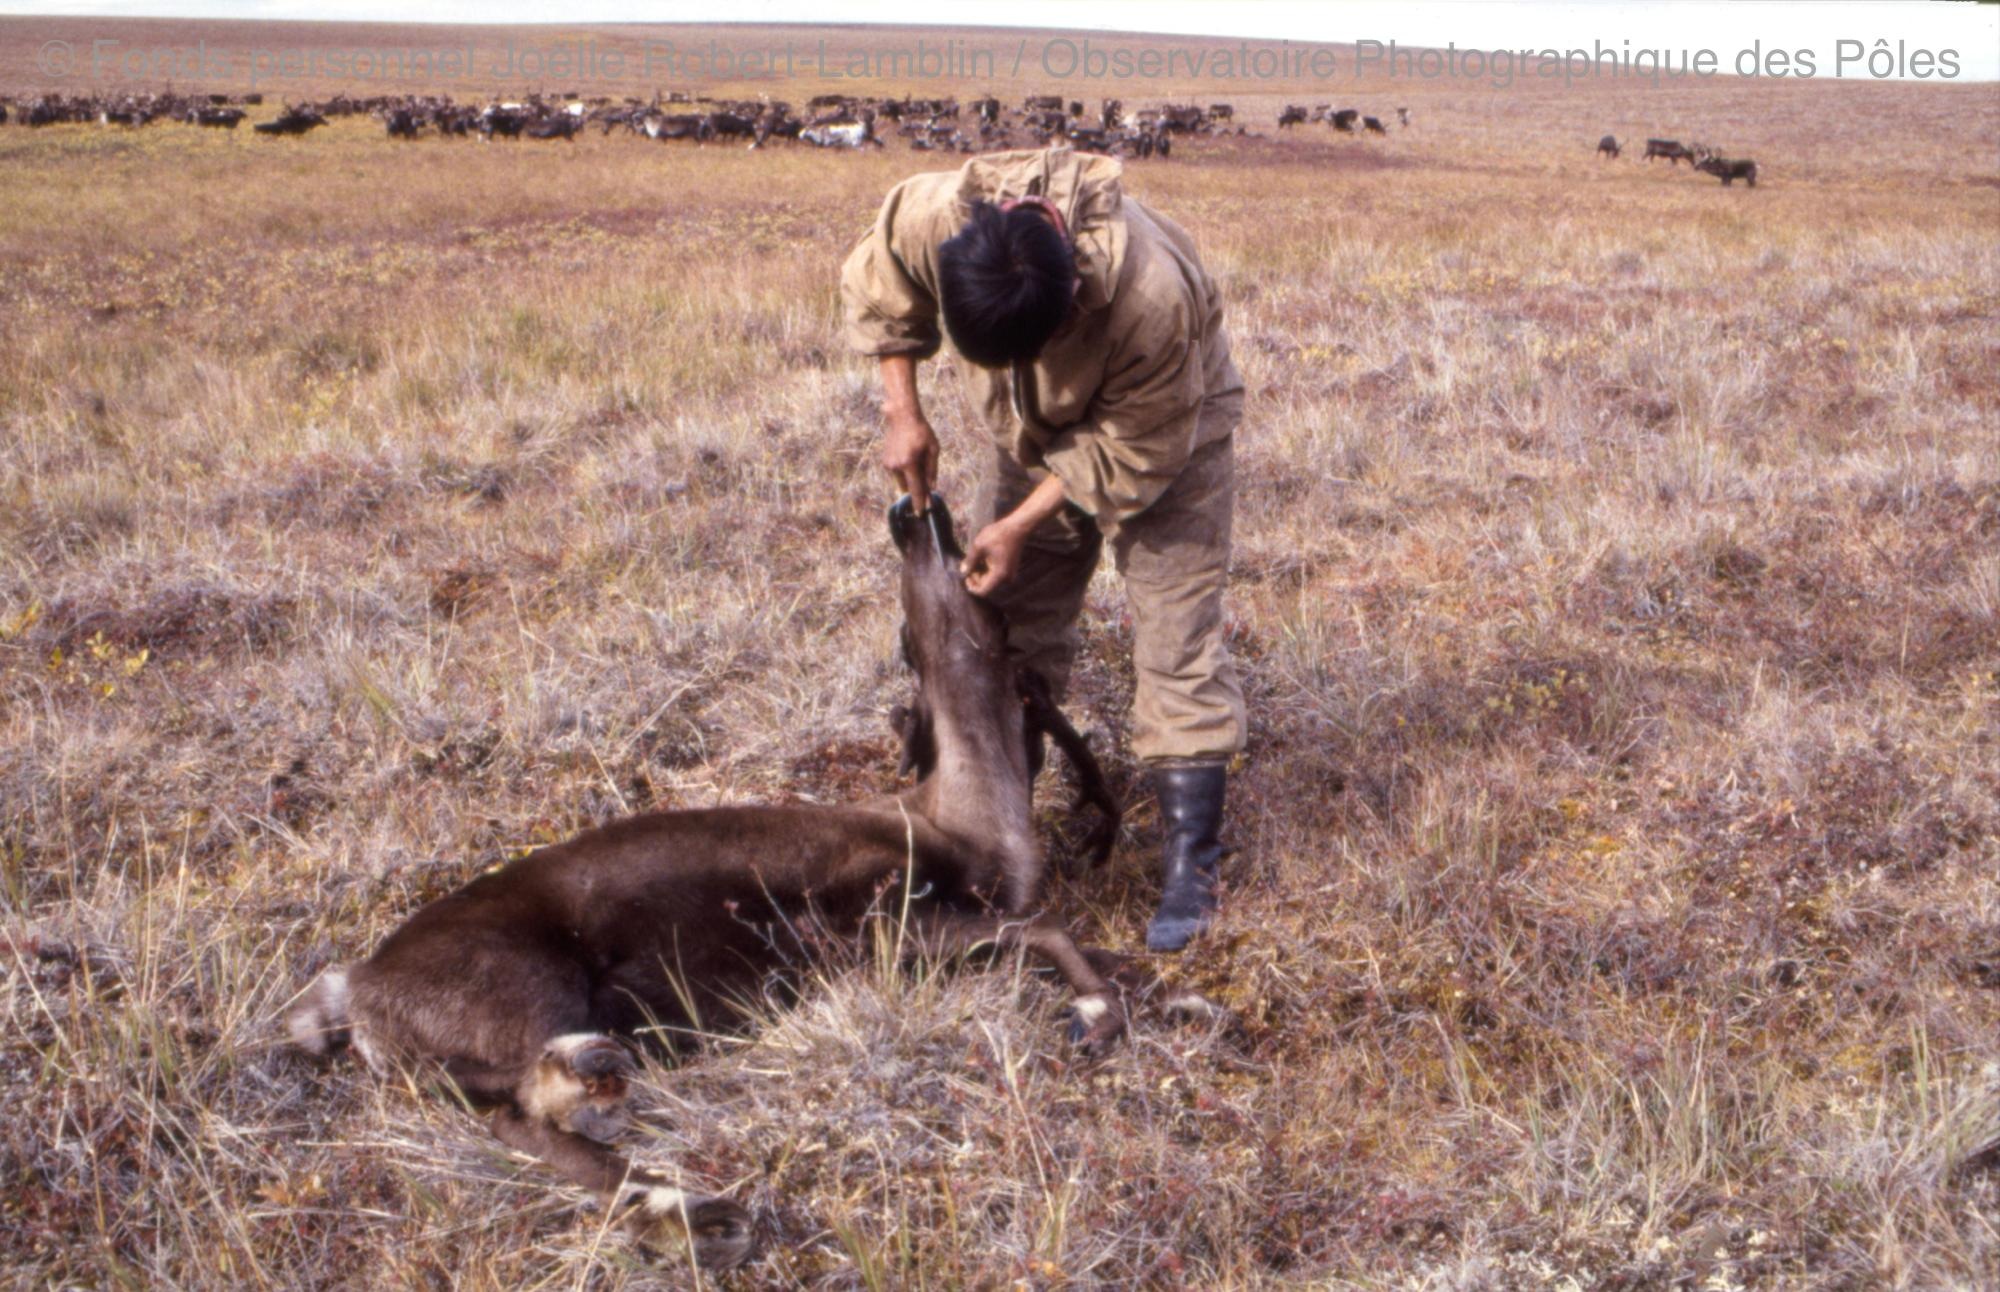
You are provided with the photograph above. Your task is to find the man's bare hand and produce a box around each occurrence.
[963,474,1071,595]
[881,413,940,513]
[962,519,1029,596]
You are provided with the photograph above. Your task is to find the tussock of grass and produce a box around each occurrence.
[3,23,1998,1288]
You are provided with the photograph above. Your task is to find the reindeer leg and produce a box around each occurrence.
[453,1035,755,1265]
[918,909,1128,1056]
[487,1105,754,1270]
[1076,945,1235,1029]
[1017,670,1121,871]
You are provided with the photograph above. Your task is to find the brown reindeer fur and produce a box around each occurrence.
[284,496,1131,1271]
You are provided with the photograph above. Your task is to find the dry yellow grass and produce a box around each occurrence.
[2,17,1997,1290]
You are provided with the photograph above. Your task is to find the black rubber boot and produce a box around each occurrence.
[1145,764,1227,953]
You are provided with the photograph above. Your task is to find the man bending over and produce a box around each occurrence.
[841,145,1246,952]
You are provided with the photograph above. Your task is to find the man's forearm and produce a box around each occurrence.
[1004,473,1070,532]
[880,353,923,422]
[878,353,940,508]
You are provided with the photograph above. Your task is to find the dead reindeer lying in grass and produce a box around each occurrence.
[286,496,1151,1271]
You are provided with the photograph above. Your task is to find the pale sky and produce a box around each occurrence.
[4,1,1996,81]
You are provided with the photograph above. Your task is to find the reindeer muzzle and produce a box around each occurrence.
[888,494,963,562]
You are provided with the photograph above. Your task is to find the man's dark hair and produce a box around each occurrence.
[937,200,1077,368]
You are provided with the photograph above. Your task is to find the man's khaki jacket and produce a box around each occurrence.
[840,146,1243,525]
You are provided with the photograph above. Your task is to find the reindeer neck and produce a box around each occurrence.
[915,701,1039,906]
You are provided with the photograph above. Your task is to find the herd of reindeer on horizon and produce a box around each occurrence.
[4,87,1231,154]
[3,85,1759,182]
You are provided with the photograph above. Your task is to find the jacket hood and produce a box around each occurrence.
[953,146,1128,313]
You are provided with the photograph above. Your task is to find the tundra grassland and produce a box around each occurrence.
[2,21,1998,1291]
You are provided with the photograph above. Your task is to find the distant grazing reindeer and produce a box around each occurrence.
[641,112,712,143]
[524,115,579,141]
[1278,104,1308,128]
[1694,155,1758,187]
[253,105,327,136]
[1597,134,1620,159]
[286,497,1140,1271]
[188,106,245,129]
[801,108,882,149]
[1643,137,1694,165]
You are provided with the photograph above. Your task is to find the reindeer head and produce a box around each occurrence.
[888,495,1010,683]
[887,494,1026,784]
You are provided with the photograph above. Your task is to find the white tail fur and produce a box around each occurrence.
[285,967,353,1056]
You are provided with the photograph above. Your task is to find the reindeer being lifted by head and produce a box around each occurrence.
[286,496,1149,1271]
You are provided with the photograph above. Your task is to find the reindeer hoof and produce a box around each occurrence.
[622,1187,756,1270]
[1061,993,1126,1057]
[543,1032,634,1081]
[1058,820,1119,879]
[1080,810,1119,871]
[532,1034,635,1143]
[1159,988,1233,1026]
